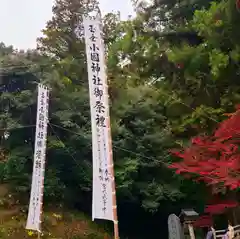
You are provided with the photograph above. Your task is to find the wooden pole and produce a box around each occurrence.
[114,220,119,239]
[110,161,119,239]
[188,223,195,239]
[107,47,120,239]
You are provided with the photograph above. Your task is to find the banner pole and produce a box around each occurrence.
[114,221,119,239]
[109,144,119,239]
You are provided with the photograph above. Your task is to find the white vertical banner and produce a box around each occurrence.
[26,84,49,232]
[83,16,114,221]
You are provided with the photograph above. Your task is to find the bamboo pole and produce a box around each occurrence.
[188,223,195,239]
[104,26,120,239]
[110,159,119,239]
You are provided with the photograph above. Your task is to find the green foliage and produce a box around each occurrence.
[209,48,229,78]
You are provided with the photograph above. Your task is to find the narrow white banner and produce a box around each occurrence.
[26,84,49,231]
[83,16,114,221]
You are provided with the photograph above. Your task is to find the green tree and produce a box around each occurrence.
[3,0,240,237]
[38,0,99,58]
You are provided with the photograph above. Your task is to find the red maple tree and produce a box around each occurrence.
[169,106,240,192]
[204,200,238,214]
[193,215,213,228]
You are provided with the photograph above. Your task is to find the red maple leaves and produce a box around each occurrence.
[194,199,238,228]
[193,215,213,228]
[169,106,240,192]
[204,200,238,214]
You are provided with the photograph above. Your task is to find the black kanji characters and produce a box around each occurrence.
[94,87,103,100]
[39,113,44,122]
[91,63,101,74]
[37,131,44,139]
[91,52,100,62]
[90,43,99,52]
[89,25,96,33]
[94,101,105,113]
[90,34,97,42]
[37,140,43,148]
[38,121,44,130]
[92,75,102,85]
[36,150,42,160]
[96,114,106,127]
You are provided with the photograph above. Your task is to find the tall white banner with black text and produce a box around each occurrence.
[26,84,49,231]
[83,16,114,221]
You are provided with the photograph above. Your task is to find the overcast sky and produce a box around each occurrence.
[0,0,134,50]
